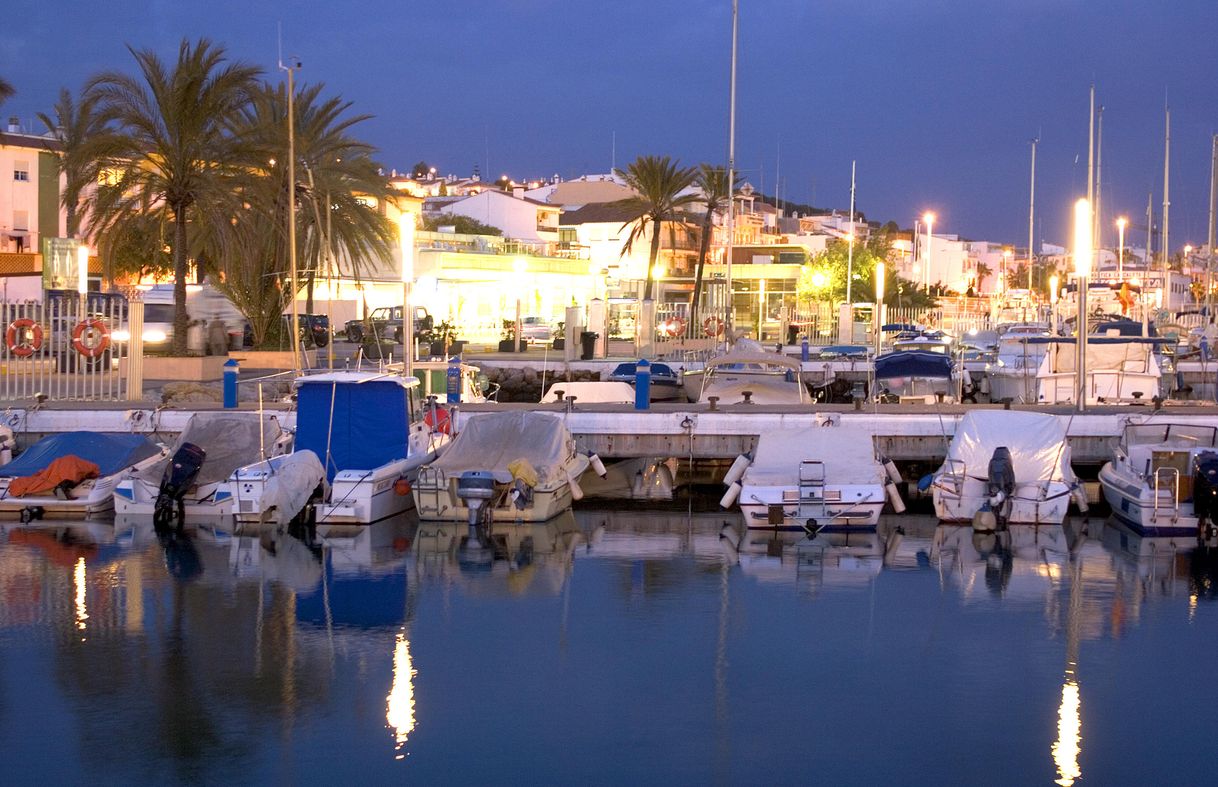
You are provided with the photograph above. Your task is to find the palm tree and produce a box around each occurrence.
[0,77,14,107]
[37,88,108,240]
[614,155,698,301]
[85,38,261,355]
[689,164,739,331]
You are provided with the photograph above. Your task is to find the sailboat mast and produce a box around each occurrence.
[1162,106,1171,308]
[1028,138,1037,292]
[1094,106,1104,252]
[1208,134,1217,309]
[724,0,738,340]
[846,160,856,304]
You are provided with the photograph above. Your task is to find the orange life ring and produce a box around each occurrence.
[666,316,687,338]
[423,405,451,435]
[5,319,43,357]
[71,319,111,358]
[703,316,725,338]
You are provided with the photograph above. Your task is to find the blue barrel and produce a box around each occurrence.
[446,355,461,404]
[635,359,651,410]
[223,358,239,408]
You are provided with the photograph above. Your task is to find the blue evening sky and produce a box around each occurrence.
[3,1,1218,247]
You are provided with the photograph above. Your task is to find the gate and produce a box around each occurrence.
[0,295,129,401]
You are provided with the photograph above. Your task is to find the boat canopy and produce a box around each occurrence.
[296,374,416,482]
[541,380,634,403]
[132,413,283,486]
[742,426,884,486]
[430,411,572,485]
[608,362,678,380]
[874,350,953,380]
[1039,340,1156,373]
[942,411,1074,484]
[706,351,803,374]
[1,432,161,478]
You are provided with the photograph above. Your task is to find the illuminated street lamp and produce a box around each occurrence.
[922,212,936,293]
[398,211,416,376]
[513,257,527,352]
[1116,217,1128,277]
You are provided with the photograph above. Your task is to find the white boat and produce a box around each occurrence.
[413,411,590,523]
[984,324,1054,404]
[1035,337,1162,404]
[113,412,291,520]
[727,419,896,532]
[873,349,961,404]
[0,432,165,520]
[931,411,1081,526]
[540,380,634,404]
[225,372,446,526]
[1098,421,1218,539]
[696,349,807,405]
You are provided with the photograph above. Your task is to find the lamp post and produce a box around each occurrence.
[874,260,885,357]
[1116,217,1128,278]
[513,257,526,353]
[1073,199,1092,413]
[922,212,936,293]
[398,211,415,377]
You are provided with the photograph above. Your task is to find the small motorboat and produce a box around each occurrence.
[723,418,899,532]
[540,380,634,404]
[873,349,962,404]
[1099,420,1218,540]
[1035,337,1164,404]
[413,411,590,524]
[930,410,1083,527]
[0,432,165,520]
[605,361,683,401]
[695,349,807,405]
[224,371,447,526]
[113,412,291,520]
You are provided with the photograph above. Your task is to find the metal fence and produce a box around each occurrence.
[1,298,129,401]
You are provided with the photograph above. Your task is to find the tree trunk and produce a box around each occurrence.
[171,208,189,356]
[689,208,714,333]
[644,216,662,301]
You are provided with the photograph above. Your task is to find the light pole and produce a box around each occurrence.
[922,212,936,294]
[279,56,301,376]
[1074,199,1092,412]
[1116,217,1127,278]
[398,211,415,377]
[513,257,526,353]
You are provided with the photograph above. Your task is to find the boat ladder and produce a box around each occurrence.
[797,460,836,522]
[1152,467,1180,522]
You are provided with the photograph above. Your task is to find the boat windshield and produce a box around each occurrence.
[1122,423,1218,450]
[875,375,952,398]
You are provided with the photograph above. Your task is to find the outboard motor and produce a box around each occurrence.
[1192,451,1218,543]
[987,447,1016,509]
[154,442,207,529]
[455,470,496,538]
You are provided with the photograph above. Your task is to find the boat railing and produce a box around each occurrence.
[1153,467,1180,514]
[938,459,967,496]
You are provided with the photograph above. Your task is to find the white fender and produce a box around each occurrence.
[883,458,902,485]
[588,453,607,478]
[885,481,906,513]
[720,481,742,509]
[1071,485,1089,513]
[567,475,584,502]
[723,453,752,486]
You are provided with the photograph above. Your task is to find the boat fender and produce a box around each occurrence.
[720,481,742,509]
[917,474,934,493]
[988,491,1006,509]
[393,478,412,496]
[1071,484,1090,513]
[630,470,645,498]
[588,453,607,478]
[882,458,902,485]
[723,452,753,487]
[972,507,997,533]
[885,481,906,513]
[567,474,584,502]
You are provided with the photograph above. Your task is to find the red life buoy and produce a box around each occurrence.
[423,405,451,435]
[71,319,111,358]
[703,316,725,338]
[5,319,43,357]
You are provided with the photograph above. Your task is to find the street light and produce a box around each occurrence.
[513,257,527,353]
[922,212,936,293]
[76,244,90,297]
[398,210,416,377]
[1116,217,1128,277]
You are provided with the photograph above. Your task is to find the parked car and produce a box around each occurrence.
[344,306,432,344]
[282,313,331,348]
[520,316,553,344]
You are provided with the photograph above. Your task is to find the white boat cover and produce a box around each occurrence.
[742,426,884,486]
[541,381,635,403]
[1040,341,1153,373]
[939,411,1073,483]
[261,450,326,526]
[431,412,572,485]
[133,413,283,487]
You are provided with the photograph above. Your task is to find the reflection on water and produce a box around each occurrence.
[0,513,1215,782]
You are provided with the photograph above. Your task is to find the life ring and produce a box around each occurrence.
[703,315,725,338]
[423,405,451,435]
[5,319,43,357]
[668,316,687,337]
[71,319,111,358]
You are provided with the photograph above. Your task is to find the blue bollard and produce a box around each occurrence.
[635,359,651,410]
[446,355,461,404]
[801,335,809,362]
[223,358,239,408]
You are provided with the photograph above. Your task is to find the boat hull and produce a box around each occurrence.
[113,477,233,519]
[739,484,885,532]
[932,478,1072,525]
[314,455,433,525]
[0,450,166,520]
[1098,461,1201,537]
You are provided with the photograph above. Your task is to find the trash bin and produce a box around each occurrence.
[579,331,598,360]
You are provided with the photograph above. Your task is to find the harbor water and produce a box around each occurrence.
[0,511,1214,784]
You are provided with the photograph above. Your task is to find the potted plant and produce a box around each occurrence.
[499,319,518,352]
[430,319,459,356]
[552,320,566,350]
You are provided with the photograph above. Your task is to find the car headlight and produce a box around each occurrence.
[144,329,168,343]
[112,329,131,341]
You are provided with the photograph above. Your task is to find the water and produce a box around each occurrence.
[0,512,1214,785]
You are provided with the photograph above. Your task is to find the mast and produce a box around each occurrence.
[1094,106,1103,252]
[846,160,856,304]
[1086,85,1095,271]
[723,0,738,340]
[1028,137,1037,292]
[1208,134,1217,309]
[1162,106,1171,308]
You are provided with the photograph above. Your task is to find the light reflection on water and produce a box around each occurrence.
[0,513,1214,784]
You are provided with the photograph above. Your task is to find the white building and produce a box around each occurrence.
[432,188,561,244]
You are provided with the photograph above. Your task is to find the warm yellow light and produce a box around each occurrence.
[875,261,886,302]
[386,632,417,755]
[1052,678,1082,786]
[73,557,88,632]
[77,245,90,295]
[1003,249,1012,259]
[923,212,936,226]
[513,257,527,276]
[810,270,828,289]
[1049,274,1060,305]
[398,211,415,284]
[1185,244,1193,255]
[1073,199,1092,277]
[653,262,666,279]
[1116,216,1128,230]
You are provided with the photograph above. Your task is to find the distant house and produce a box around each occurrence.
[432,188,561,244]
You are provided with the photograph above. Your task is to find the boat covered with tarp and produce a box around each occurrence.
[873,350,959,403]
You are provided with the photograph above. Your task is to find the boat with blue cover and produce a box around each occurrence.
[873,350,960,403]
[606,361,682,401]
[0,432,165,519]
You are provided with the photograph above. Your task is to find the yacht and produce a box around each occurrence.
[1035,337,1163,404]
[695,349,807,405]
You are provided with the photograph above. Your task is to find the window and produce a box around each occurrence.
[13,161,29,182]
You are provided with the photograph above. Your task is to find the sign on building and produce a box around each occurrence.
[41,237,81,291]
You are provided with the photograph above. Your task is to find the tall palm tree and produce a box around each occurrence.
[84,38,261,354]
[37,88,108,239]
[689,164,739,331]
[0,77,14,107]
[614,155,698,301]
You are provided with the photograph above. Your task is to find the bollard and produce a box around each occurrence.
[223,358,239,408]
[801,335,809,362]
[635,359,651,410]
[446,354,461,404]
